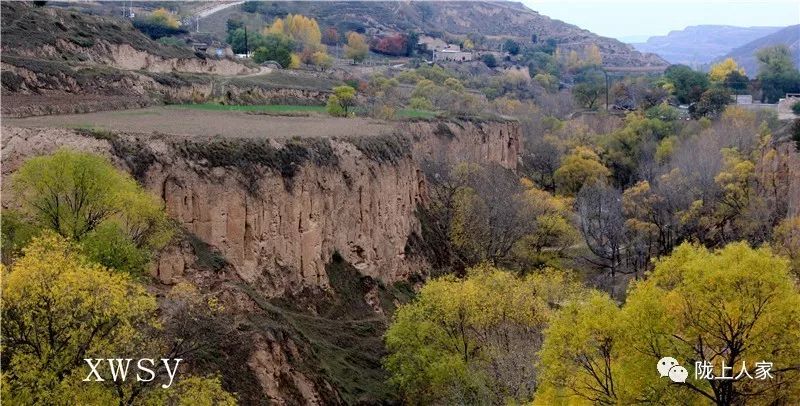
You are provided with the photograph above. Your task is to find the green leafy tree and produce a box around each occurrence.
[326,85,356,116]
[553,146,611,195]
[503,39,520,55]
[690,87,732,119]
[251,33,294,67]
[756,45,800,103]
[481,53,497,68]
[10,149,172,274]
[664,64,710,104]
[1,233,158,404]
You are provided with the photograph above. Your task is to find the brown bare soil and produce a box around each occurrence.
[2,106,392,138]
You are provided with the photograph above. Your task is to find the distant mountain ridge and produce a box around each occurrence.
[631,25,784,67]
[719,25,800,76]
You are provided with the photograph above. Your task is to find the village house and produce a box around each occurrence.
[430,43,474,62]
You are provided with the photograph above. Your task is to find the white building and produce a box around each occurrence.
[433,48,474,62]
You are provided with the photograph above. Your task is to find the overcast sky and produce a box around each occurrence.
[523,0,800,41]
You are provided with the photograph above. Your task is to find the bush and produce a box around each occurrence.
[409,97,433,110]
[133,19,187,40]
[326,95,346,116]
[792,100,800,115]
[481,53,497,68]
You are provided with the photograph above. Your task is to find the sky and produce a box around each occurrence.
[523,0,800,41]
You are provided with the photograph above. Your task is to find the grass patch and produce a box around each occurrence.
[227,71,339,92]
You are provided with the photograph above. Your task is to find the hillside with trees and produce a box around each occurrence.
[2,2,800,405]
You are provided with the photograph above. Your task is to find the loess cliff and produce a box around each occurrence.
[1,118,520,403]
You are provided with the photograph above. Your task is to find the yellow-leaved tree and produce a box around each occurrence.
[1,234,237,405]
[535,242,800,405]
[149,8,180,29]
[709,57,745,82]
[385,264,586,404]
[553,146,611,196]
[344,31,368,63]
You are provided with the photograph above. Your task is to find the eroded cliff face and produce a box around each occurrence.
[146,139,426,296]
[1,118,519,293]
[405,118,521,170]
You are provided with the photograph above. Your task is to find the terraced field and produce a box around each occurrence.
[3,106,394,138]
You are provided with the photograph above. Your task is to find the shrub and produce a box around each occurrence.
[481,53,497,68]
[326,95,346,116]
[792,100,800,115]
[409,97,433,110]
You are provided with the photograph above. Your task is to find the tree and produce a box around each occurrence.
[756,45,800,103]
[267,14,322,50]
[481,53,497,68]
[385,264,586,404]
[773,216,800,276]
[251,33,294,67]
[10,149,171,273]
[344,31,368,63]
[333,85,356,114]
[664,64,709,104]
[1,233,157,404]
[149,8,179,29]
[690,87,731,119]
[311,51,333,70]
[1,234,238,405]
[572,67,606,109]
[576,180,626,278]
[537,242,800,405]
[226,27,247,54]
[503,39,520,55]
[553,146,611,195]
[225,18,244,34]
[322,27,340,46]
[536,291,622,405]
[709,58,745,82]
[585,44,602,66]
[326,95,345,117]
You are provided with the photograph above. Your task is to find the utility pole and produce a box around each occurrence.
[244,25,248,56]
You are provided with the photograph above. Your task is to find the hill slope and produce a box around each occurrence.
[631,25,784,67]
[719,25,800,76]
[201,0,667,68]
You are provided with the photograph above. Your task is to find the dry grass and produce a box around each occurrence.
[4,106,392,139]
